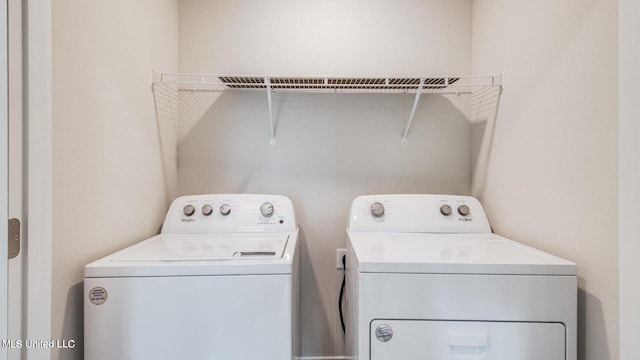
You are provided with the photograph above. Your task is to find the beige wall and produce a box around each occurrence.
[177,0,473,355]
[179,91,472,355]
[471,1,618,359]
[179,0,472,75]
[52,1,178,359]
[619,0,640,358]
[50,1,623,359]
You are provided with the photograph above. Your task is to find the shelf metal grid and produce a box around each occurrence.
[151,73,503,145]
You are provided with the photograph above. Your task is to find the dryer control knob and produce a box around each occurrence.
[440,204,452,216]
[370,202,385,218]
[201,204,213,216]
[183,204,196,217]
[219,204,231,216]
[260,202,274,217]
[458,204,471,216]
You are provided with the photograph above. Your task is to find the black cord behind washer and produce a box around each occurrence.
[339,254,346,334]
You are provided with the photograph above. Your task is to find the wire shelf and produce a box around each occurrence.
[153,73,500,94]
[151,72,503,145]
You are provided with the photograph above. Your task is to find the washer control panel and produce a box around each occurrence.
[347,194,491,233]
[162,194,296,234]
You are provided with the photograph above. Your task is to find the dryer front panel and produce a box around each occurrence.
[355,273,577,360]
[370,320,565,360]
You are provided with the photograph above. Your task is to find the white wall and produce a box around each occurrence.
[178,0,473,356]
[619,0,640,359]
[472,1,618,359]
[51,1,179,359]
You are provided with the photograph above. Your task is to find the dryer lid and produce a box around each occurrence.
[348,232,576,275]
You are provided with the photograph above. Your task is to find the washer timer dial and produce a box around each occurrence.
[260,202,275,217]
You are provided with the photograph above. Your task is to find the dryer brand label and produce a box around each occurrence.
[89,287,108,305]
[375,324,393,342]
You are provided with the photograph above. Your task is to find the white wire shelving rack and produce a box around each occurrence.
[151,72,503,145]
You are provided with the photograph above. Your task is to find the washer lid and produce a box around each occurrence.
[112,233,289,261]
[348,232,576,275]
[85,232,297,277]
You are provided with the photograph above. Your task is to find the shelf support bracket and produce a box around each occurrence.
[265,77,276,145]
[401,78,425,145]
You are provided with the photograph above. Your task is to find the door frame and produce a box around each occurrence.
[16,1,640,359]
[24,0,52,358]
[1,0,9,356]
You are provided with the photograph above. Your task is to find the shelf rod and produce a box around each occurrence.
[401,78,425,145]
[265,77,276,145]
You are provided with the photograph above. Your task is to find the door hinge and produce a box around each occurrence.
[8,218,20,259]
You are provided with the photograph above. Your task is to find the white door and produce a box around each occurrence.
[6,0,22,358]
[0,1,52,358]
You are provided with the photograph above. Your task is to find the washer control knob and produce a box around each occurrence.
[260,202,274,217]
[183,204,196,217]
[201,204,213,216]
[458,204,471,216]
[219,204,231,216]
[440,204,452,216]
[370,202,385,218]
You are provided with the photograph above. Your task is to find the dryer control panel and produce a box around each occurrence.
[347,194,491,233]
[162,194,297,234]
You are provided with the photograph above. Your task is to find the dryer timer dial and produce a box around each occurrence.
[219,204,231,216]
[370,202,385,218]
[440,204,452,216]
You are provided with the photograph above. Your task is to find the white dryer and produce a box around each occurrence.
[84,194,299,360]
[345,194,576,360]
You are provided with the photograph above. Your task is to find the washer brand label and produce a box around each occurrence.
[89,287,107,305]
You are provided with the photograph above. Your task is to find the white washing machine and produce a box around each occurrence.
[84,194,299,360]
[345,194,576,360]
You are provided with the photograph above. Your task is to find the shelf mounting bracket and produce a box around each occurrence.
[401,78,425,145]
[265,77,276,145]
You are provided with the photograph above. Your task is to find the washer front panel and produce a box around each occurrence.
[85,275,292,360]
